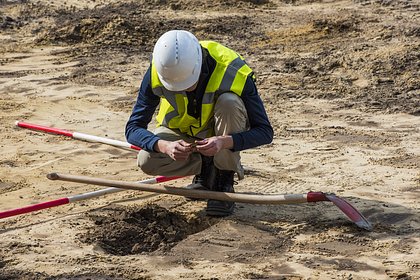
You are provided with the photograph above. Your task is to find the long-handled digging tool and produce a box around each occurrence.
[46,172,373,231]
[0,175,181,220]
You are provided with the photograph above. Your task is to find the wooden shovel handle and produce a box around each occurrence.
[47,172,312,205]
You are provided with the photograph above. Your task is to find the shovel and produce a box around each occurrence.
[47,172,373,230]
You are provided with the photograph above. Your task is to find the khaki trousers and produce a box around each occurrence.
[138,92,248,179]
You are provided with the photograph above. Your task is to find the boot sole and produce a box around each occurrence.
[205,203,235,217]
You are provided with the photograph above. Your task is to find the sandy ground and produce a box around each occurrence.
[0,0,419,279]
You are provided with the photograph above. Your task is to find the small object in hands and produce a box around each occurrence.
[189,141,199,151]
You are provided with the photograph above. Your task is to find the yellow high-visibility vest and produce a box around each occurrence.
[151,40,254,138]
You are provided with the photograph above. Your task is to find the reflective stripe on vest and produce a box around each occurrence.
[151,40,254,138]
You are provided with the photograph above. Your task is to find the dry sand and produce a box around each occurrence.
[0,0,419,279]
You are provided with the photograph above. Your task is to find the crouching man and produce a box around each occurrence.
[126,30,273,217]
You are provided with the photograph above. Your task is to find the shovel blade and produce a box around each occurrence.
[326,194,373,231]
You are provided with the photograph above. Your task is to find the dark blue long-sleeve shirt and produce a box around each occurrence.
[126,55,273,152]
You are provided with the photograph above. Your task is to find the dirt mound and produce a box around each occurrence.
[354,0,420,11]
[18,0,262,88]
[3,0,419,115]
[262,13,419,115]
[343,44,420,115]
[0,271,48,280]
[37,3,155,49]
[0,270,117,280]
[80,204,213,255]
[30,1,260,53]
[0,15,23,30]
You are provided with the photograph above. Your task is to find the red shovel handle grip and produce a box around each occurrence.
[307,192,329,202]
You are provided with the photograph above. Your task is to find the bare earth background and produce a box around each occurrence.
[0,0,419,279]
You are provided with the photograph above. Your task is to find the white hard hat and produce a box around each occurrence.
[153,30,202,91]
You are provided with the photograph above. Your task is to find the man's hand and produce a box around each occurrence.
[155,140,194,161]
[196,136,233,156]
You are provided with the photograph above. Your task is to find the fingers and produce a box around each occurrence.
[195,139,208,145]
[166,139,219,159]
[169,141,193,161]
[169,149,189,161]
[178,140,190,147]
[180,140,202,152]
[197,142,217,156]
[196,143,212,152]
[196,138,215,150]
[195,137,225,157]
[196,139,212,150]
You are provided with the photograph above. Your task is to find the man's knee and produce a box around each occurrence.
[215,92,243,111]
[215,92,248,134]
[137,151,160,175]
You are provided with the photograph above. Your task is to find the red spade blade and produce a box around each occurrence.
[326,194,373,231]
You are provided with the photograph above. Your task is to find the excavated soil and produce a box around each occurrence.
[0,0,419,279]
[80,205,214,255]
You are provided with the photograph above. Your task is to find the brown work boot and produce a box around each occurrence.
[205,169,235,216]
